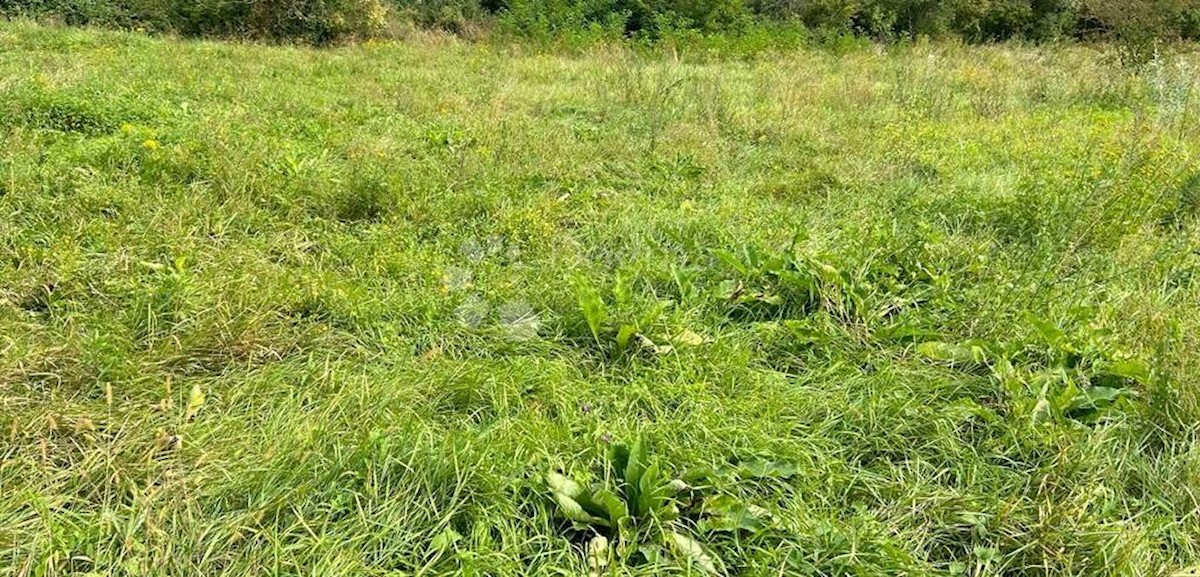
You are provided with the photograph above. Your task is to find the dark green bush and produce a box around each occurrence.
[220,0,388,42]
[1082,0,1196,63]
[1183,7,1200,39]
[391,0,489,33]
[497,0,605,36]
[495,0,747,37]
[1,0,389,42]
[0,0,153,27]
[968,0,1080,41]
[791,0,1192,43]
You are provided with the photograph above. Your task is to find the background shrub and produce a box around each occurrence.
[1183,6,1200,39]
[2,0,1199,44]
[391,0,489,33]
[1082,0,1190,63]
[1,0,390,42]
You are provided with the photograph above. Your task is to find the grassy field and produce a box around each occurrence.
[2,22,1200,576]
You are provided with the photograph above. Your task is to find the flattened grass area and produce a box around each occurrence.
[2,22,1200,575]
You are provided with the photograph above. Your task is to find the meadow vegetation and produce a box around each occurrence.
[2,19,1200,576]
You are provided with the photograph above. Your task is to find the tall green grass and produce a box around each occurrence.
[1,21,1200,575]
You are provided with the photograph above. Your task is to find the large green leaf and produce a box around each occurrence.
[667,531,722,576]
[615,324,637,356]
[1025,312,1075,353]
[624,436,649,506]
[609,442,631,481]
[575,281,607,343]
[1048,369,1132,422]
[547,473,608,527]
[636,461,665,518]
[1084,385,1126,405]
[702,495,767,533]
[588,488,629,528]
[916,341,981,365]
[712,249,749,276]
[575,488,614,521]
[551,491,607,526]
[547,472,583,498]
[1099,359,1151,384]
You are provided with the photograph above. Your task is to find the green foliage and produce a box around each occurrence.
[8,0,1200,43]
[1087,0,1200,65]
[489,0,1199,43]
[572,275,683,360]
[391,0,490,33]
[713,241,861,321]
[546,437,787,572]
[918,313,1156,425]
[1,0,390,42]
[712,234,950,334]
[481,0,1143,42]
